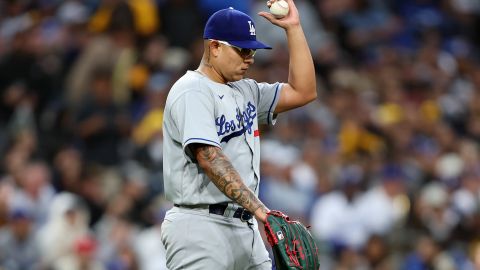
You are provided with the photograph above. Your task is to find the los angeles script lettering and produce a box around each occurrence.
[216,102,256,140]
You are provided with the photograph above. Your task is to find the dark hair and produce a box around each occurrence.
[108,2,135,33]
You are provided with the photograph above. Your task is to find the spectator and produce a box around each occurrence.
[10,161,55,226]
[51,146,84,194]
[356,164,409,237]
[74,67,131,167]
[311,164,366,250]
[414,182,458,243]
[67,2,138,107]
[0,206,40,270]
[37,192,91,268]
[402,234,456,270]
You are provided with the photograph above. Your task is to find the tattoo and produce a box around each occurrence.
[195,145,267,214]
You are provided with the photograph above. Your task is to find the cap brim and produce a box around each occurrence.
[228,40,272,50]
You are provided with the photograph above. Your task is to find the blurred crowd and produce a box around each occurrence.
[1,0,480,269]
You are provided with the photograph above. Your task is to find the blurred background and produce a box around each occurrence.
[1,0,480,269]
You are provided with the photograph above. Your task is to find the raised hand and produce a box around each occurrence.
[258,0,300,29]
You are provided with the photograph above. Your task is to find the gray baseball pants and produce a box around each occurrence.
[160,206,272,270]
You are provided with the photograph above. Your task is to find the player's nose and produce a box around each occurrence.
[243,57,254,64]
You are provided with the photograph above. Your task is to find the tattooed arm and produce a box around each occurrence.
[191,144,270,223]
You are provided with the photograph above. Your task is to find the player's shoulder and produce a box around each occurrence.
[168,71,205,94]
[166,71,214,105]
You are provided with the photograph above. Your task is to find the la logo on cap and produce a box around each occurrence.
[248,21,256,36]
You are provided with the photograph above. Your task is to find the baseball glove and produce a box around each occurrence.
[264,210,320,270]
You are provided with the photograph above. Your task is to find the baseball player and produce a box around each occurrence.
[161,0,316,269]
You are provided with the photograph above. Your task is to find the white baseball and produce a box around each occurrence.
[269,0,289,18]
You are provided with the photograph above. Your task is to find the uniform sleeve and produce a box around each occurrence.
[254,81,283,126]
[171,90,220,161]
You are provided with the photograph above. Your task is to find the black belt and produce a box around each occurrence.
[174,203,253,221]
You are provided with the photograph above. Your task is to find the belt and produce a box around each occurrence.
[174,203,253,222]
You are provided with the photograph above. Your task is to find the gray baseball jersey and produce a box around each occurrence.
[163,70,282,205]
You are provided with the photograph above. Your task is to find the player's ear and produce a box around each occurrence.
[208,40,221,57]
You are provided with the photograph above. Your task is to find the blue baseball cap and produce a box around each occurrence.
[204,7,272,50]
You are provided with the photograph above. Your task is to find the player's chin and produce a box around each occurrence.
[231,73,246,81]
[238,69,249,77]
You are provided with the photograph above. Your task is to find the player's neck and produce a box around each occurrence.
[197,63,226,84]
